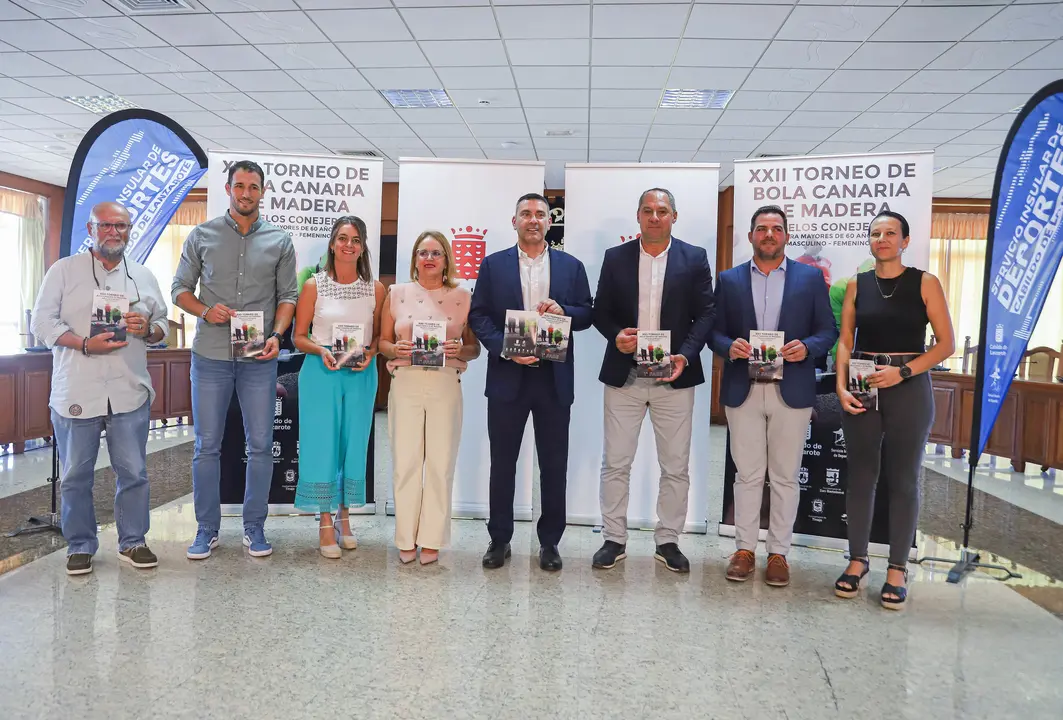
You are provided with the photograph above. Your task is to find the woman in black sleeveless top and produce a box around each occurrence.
[834,211,955,610]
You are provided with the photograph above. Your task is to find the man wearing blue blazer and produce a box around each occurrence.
[469,193,593,572]
[711,205,838,587]
[591,188,715,574]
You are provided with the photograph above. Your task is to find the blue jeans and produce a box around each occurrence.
[51,399,151,556]
[191,354,278,533]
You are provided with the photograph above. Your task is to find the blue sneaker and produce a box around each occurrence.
[243,526,273,557]
[187,529,219,560]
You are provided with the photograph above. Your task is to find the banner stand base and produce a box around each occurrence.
[717,523,915,562]
[917,548,1022,583]
[384,501,531,522]
[221,503,377,518]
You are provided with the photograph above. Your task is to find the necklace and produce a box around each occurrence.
[874,267,906,299]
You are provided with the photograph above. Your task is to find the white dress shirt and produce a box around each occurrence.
[518,244,550,310]
[32,252,169,420]
[637,238,670,331]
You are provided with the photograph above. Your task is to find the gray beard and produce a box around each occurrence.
[95,242,127,260]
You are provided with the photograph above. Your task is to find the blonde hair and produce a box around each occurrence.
[410,230,459,288]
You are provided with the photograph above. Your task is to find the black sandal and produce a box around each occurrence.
[834,556,869,599]
[880,563,909,610]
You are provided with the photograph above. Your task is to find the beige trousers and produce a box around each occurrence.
[388,366,463,551]
[725,383,812,556]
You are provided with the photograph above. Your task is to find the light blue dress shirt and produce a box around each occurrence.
[750,260,786,332]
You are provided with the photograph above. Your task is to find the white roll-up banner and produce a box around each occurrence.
[727,150,932,556]
[393,158,547,520]
[206,150,384,282]
[565,163,720,533]
[205,150,384,515]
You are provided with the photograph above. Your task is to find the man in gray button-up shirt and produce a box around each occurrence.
[33,201,169,576]
[172,159,298,560]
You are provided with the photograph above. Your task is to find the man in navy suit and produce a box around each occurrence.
[711,205,838,587]
[469,193,593,571]
[590,188,715,573]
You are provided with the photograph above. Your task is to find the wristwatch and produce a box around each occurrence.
[899,364,912,380]
[268,331,282,342]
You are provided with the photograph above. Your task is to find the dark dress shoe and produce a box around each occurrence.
[482,542,511,569]
[592,540,627,569]
[539,545,562,571]
[654,543,690,573]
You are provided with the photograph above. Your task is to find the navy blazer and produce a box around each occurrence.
[710,258,838,409]
[593,237,715,390]
[468,246,593,407]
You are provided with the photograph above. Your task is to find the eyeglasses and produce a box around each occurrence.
[92,222,130,233]
[417,250,444,259]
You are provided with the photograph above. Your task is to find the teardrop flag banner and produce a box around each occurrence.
[60,109,208,262]
[973,80,1063,459]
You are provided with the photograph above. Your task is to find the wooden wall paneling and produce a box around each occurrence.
[929,385,955,444]
[1019,392,1052,466]
[147,360,166,418]
[21,368,52,439]
[167,358,192,417]
[0,371,16,441]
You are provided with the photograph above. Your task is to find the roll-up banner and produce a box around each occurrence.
[974,81,1063,461]
[726,151,933,555]
[61,109,207,262]
[205,150,384,514]
[564,163,720,533]
[393,158,546,520]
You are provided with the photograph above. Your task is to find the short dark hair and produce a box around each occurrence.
[638,187,676,213]
[227,159,265,187]
[515,192,549,213]
[869,210,910,239]
[750,205,788,234]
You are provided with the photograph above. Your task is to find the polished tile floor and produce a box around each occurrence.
[1,496,1061,720]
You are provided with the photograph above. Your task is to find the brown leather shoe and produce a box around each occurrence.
[726,549,756,582]
[765,553,790,587]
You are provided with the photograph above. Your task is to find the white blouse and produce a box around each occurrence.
[309,271,376,347]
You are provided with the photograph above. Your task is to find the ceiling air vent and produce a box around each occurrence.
[336,150,381,158]
[105,0,198,14]
[757,153,788,158]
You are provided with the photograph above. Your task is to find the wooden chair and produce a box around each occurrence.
[962,336,979,375]
[166,313,186,348]
[1019,343,1063,382]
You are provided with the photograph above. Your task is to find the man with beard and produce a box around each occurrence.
[469,193,593,571]
[172,160,298,560]
[32,202,169,575]
[710,205,837,587]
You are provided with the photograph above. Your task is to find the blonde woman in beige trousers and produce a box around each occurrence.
[379,231,480,565]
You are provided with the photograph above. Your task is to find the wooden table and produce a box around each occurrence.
[928,371,1063,473]
[0,349,193,453]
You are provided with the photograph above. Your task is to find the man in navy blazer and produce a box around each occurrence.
[710,205,838,587]
[590,188,715,574]
[469,193,593,572]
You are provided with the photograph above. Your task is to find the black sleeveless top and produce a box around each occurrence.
[853,268,929,353]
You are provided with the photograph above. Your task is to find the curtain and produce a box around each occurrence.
[929,211,1063,371]
[17,195,44,344]
[142,199,208,347]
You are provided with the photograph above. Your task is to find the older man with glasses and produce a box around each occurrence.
[31,201,170,576]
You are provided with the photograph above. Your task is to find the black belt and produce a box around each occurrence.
[752,377,780,384]
[853,352,920,367]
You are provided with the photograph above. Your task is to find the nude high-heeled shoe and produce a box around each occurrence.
[319,520,341,559]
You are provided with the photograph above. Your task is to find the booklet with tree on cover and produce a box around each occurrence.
[331,323,366,368]
[847,359,879,411]
[411,320,446,367]
[636,330,672,378]
[502,310,538,359]
[91,290,128,342]
[231,311,265,358]
[748,330,784,381]
[534,312,571,362]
